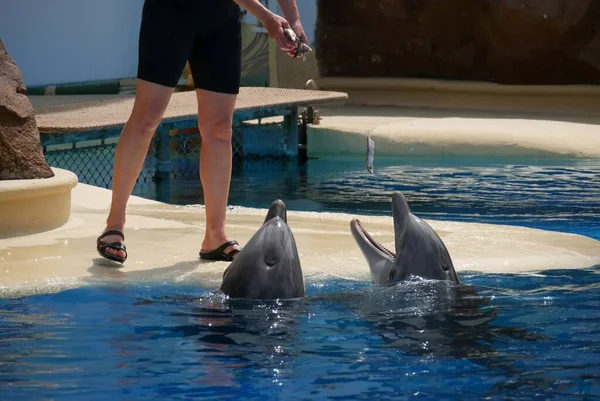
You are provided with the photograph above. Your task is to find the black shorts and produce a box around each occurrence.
[137,0,242,94]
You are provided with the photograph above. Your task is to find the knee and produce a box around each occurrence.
[198,117,233,143]
[129,108,164,135]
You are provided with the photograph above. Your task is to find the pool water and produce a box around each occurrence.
[1,270,599,400]
[2,155,600,400]
[134,156,600,240]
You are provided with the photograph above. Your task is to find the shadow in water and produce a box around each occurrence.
[130,293,308,388]
[129,279,549,380]
[314,280,548,376]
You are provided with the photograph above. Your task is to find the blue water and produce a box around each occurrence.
[1,271,599,400]
[135,156,600,241]
[2,156,600,399]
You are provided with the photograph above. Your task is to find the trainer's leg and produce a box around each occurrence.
[190,10,242,259]
[196,89,240,258]
[98,0,195,260]
[100,80,174,259]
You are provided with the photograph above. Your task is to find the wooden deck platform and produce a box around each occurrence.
[34,87,348,182]
[33,87,348,133]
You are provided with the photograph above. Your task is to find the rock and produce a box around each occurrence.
[0,38,54,180]
[315,0,600,85]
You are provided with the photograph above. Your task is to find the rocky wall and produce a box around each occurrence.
[315,0,600,85]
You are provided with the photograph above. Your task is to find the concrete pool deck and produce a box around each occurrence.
[2,92,598,297]
[307,106,600,158]
[1,181,599,298]
[28,92,600,158]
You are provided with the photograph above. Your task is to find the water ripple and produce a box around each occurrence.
[140,157,600,240]
[1,267,599,400]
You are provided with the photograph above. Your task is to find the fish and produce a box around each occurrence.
[366,132,375,174]
[283,28,313,60]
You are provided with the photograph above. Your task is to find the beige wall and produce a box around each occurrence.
[274,48,321,89]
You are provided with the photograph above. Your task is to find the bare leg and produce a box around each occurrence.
[101,79,175,259]
[196,88,241,258]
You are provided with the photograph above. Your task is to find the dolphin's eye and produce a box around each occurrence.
[265,255,277,267]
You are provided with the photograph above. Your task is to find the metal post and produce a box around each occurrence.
[154,127,171,181]
[283,107,299,159]
[298,108,308,165]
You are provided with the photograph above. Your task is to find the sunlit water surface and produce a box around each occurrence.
[2,270,599,400]
[135,156,600,240]
[2,156,599,399]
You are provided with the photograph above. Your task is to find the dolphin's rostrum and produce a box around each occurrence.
[350,191,459,284]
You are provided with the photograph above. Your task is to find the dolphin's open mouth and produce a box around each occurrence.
[354,219,395,258]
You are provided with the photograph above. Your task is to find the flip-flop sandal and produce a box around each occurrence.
[96,230,128,264]
[199,240,241,262]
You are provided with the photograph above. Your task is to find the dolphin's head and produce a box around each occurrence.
[220,200,305,300]
[350,192,459,285]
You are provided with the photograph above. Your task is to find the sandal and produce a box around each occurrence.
[199,240,241,262]
[96,230,128,264]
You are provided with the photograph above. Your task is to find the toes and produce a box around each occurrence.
[99,233,126,259]
[225,245,239,253]
[107,248,126,258]
[226,245,241,259]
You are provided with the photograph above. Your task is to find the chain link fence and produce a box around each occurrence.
[42,120,288,192]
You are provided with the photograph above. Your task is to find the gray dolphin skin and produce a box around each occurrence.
[220,200,306,300]
[350,191,459,284]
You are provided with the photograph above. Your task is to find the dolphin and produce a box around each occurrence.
[220,199,306,300]
[350,191,459,284]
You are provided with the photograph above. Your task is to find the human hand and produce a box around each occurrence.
[263,13,297,55]
[284,19,309,58]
